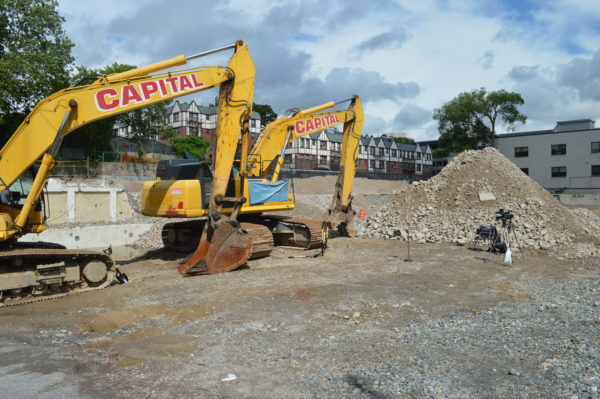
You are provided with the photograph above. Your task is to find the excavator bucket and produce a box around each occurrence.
[324,171,356,236]
[177,212,253,276]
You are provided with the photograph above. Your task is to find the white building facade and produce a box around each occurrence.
[495,119,600,190]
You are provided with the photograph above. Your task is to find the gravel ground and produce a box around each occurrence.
[0,239,598,398]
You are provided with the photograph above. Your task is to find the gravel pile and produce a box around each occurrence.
[359,147,600,252]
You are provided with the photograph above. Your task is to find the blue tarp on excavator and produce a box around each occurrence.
[248,180,289,205]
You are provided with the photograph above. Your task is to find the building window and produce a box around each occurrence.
[370,147,375,155]
[385,148,389,154]
[392,149,397,157]
[379,160,384,169]
[320,140,327,150]
[190,112,198,121]
[173,112,179,122]
[592,142,600,153]
[551,144,566,155]
[189,127,198,135]
[416,163,422,172]
[551,166,567,177]
[379,148,384,156]
[311,139,316,147]
[592,165,600,176]
[319,155,327,165]
[520,168,529,175]
[417,152,421,160]
[514,146,528,157]
[284,154,292,164]
[370,160,375,168]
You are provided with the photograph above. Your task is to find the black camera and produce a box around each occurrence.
[495,208,513,221]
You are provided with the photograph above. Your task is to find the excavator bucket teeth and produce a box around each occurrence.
[177,213,253,276]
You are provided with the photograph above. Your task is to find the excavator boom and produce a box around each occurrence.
[145,96,363,267]
[0,40,255,301]
[248,95,364,234]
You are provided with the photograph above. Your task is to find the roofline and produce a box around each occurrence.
[496,127,600,138]
[556,118,595,124]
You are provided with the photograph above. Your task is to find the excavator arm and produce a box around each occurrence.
[0,40,255,241]
[247,95,364,234]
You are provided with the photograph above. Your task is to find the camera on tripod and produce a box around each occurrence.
[474,209,516,254]
[495,208,513,222]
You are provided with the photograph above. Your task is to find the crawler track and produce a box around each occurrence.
[161,215,325,260]
[0,244,121,307]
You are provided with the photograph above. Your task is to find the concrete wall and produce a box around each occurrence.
[557,192,600,206]
[45,180,137,225]
[93,162,157,179]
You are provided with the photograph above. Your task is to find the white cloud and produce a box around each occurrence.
[56,0,600,139]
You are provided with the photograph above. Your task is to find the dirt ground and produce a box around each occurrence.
[2,176,599,398]
[0,236,598,398]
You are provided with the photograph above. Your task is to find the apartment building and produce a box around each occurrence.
[283,128,433,177]
[116,100,261,142]
[495,119,600,190]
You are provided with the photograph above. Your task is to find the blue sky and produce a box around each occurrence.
[57,0,600,140]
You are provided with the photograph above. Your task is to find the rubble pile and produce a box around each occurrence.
[358,147,600,250]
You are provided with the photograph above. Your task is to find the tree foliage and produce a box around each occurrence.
[61,63,137,161]
[117,105,175,163]
[433,88,527,153]
[170,135,210,160]
[0,0,74,143]
[253,103,277,128]
[390,136,415,145]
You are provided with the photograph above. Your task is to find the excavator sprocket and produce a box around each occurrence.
[177,212,253,276]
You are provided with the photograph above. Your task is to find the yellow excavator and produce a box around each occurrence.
[141,95,364,274]
[0,40,255,302]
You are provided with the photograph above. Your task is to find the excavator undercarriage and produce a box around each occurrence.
[0,241,123,306]
[161,214,324,261]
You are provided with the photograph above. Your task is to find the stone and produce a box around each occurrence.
[478,192,496,201]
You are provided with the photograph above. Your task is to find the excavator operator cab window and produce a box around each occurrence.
[1,168,35,208]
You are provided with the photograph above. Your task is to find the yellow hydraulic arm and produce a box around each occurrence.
[0,40,255,239]
[247,95,363,233]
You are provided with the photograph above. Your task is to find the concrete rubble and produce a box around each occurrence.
[358,147,600,255]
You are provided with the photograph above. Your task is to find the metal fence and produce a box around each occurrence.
[39,159,91,178]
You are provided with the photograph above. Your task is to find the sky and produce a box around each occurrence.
[57,0,600,140]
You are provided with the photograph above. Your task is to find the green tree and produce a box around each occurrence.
[117,104,175,162]
[170,136,210,160]
[61,63,137,161]
[433,88,527,152]
[390,136,415,145]
[253,103,277,128]
[0,0,74,143]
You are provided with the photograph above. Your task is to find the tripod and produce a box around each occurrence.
[494,216,524,264]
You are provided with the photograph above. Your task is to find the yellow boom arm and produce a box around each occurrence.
[248,95,363,207]
[0,40,255,238]
[247,95,363,235]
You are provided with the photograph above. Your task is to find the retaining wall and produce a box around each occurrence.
[45,180,137,225]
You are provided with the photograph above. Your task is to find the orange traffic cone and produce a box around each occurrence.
[358,209,366,219]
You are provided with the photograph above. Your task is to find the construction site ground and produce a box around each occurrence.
[1,176,599,398]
